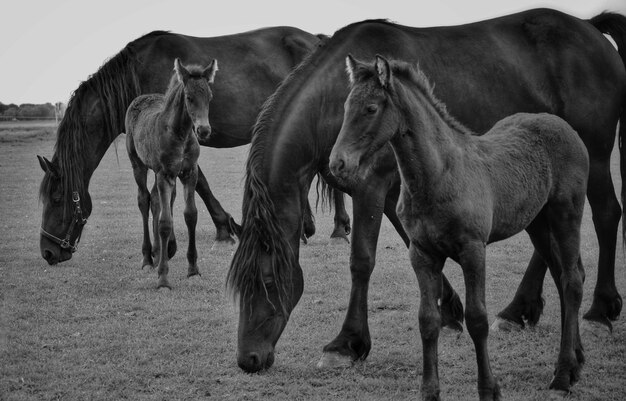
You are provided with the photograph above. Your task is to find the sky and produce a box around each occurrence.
[2,0,625,105]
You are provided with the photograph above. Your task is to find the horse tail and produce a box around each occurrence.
[314,173,335,212]
[589,11,626,245]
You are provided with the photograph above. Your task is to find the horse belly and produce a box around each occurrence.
[489,181,549,243]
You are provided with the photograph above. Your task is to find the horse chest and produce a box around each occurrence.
[397,188,454,250]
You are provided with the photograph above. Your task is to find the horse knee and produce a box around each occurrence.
[184,206,198,226]
[562,270,584,306]
[418,307,442,340]
[465,306,489,338]
[158,219,173,238]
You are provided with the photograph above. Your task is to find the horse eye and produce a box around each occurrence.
[366,105,378,114]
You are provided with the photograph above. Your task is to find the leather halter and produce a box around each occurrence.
[40,191,88,253]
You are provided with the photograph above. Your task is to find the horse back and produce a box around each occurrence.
[125,93,165,168]
[130,27,320,147]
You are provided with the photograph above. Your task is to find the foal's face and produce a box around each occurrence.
[183,77,213,141]
[330,75,395,182]
[175,58,218,142]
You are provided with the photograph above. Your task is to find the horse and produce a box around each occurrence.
[226,9,626,373]
[37,27,351,266]
[331,54,588,399]
[125,58,217,289]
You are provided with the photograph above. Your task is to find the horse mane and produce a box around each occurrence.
[39,32,156,212]
[225,133,297,314]
[226,19,401,310]
[225,43,329,312]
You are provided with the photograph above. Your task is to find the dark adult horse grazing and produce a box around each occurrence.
[37,27,351,265]
[125,58,218,289]
[331,55,588,399]
[227,9,626,373]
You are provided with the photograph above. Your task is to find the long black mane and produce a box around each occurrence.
[39,32,168,213]
[226,20,394,310]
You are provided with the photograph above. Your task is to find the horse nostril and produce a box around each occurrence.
[249,352,260,367]
[238,352,263,373]
[330,158,346,176]
[196,125,211,138]
[43,249,58,265]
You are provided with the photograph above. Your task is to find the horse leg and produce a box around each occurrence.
[301,198,315,244]
[318,184,386,367]
[526,211,585,394]
[150,181,160,265]
[155,173,175,289]
[330,189,351,242]
[383,182,464,332]
[129,156,153,270]
[583,159,622,329]
[459,241,501,401]
[169,181,177,259]
[494,251,547,330]
[180,166,200,277]
[151,179,177,263]
[410,244,445,401]
[195,165,237,244]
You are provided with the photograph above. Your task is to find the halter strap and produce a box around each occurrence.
[40,191,88,253]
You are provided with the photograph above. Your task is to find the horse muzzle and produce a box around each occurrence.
[195,124,212,141]
[329,151,359,182]
[41,240,73,265]
[237,346,275,373]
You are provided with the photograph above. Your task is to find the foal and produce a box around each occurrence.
[330,55,588,400]
[125,58,218,289]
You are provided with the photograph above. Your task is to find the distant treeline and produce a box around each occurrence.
[0,102,66,121]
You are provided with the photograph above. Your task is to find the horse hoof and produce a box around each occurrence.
[490,317,523,332]
[581,319,611,339]
[141,263,154,270]
[316,352,353,369]
[157,277,172,290]
[187,268,201,278]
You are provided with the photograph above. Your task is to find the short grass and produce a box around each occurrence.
[1,123,624,400]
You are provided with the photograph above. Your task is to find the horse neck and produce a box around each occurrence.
[389,81,468,193]
[54,106,116,192]
[159,84,192,137]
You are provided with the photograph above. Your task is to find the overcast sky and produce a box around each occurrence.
[2,0,625,105]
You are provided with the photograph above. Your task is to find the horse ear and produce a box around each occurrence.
[375,55,392,88]
[345,54,358,85]
[204,59,218,84]
[174,58,190,84]
[37,155,58,177]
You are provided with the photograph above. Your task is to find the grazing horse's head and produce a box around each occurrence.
[38,45,141,265]
[37,89,107,265]
[38,154,92,265]
[174,58,218,142]
[330,55,398,181]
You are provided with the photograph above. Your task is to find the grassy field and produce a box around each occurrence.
[1,122,625,400]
